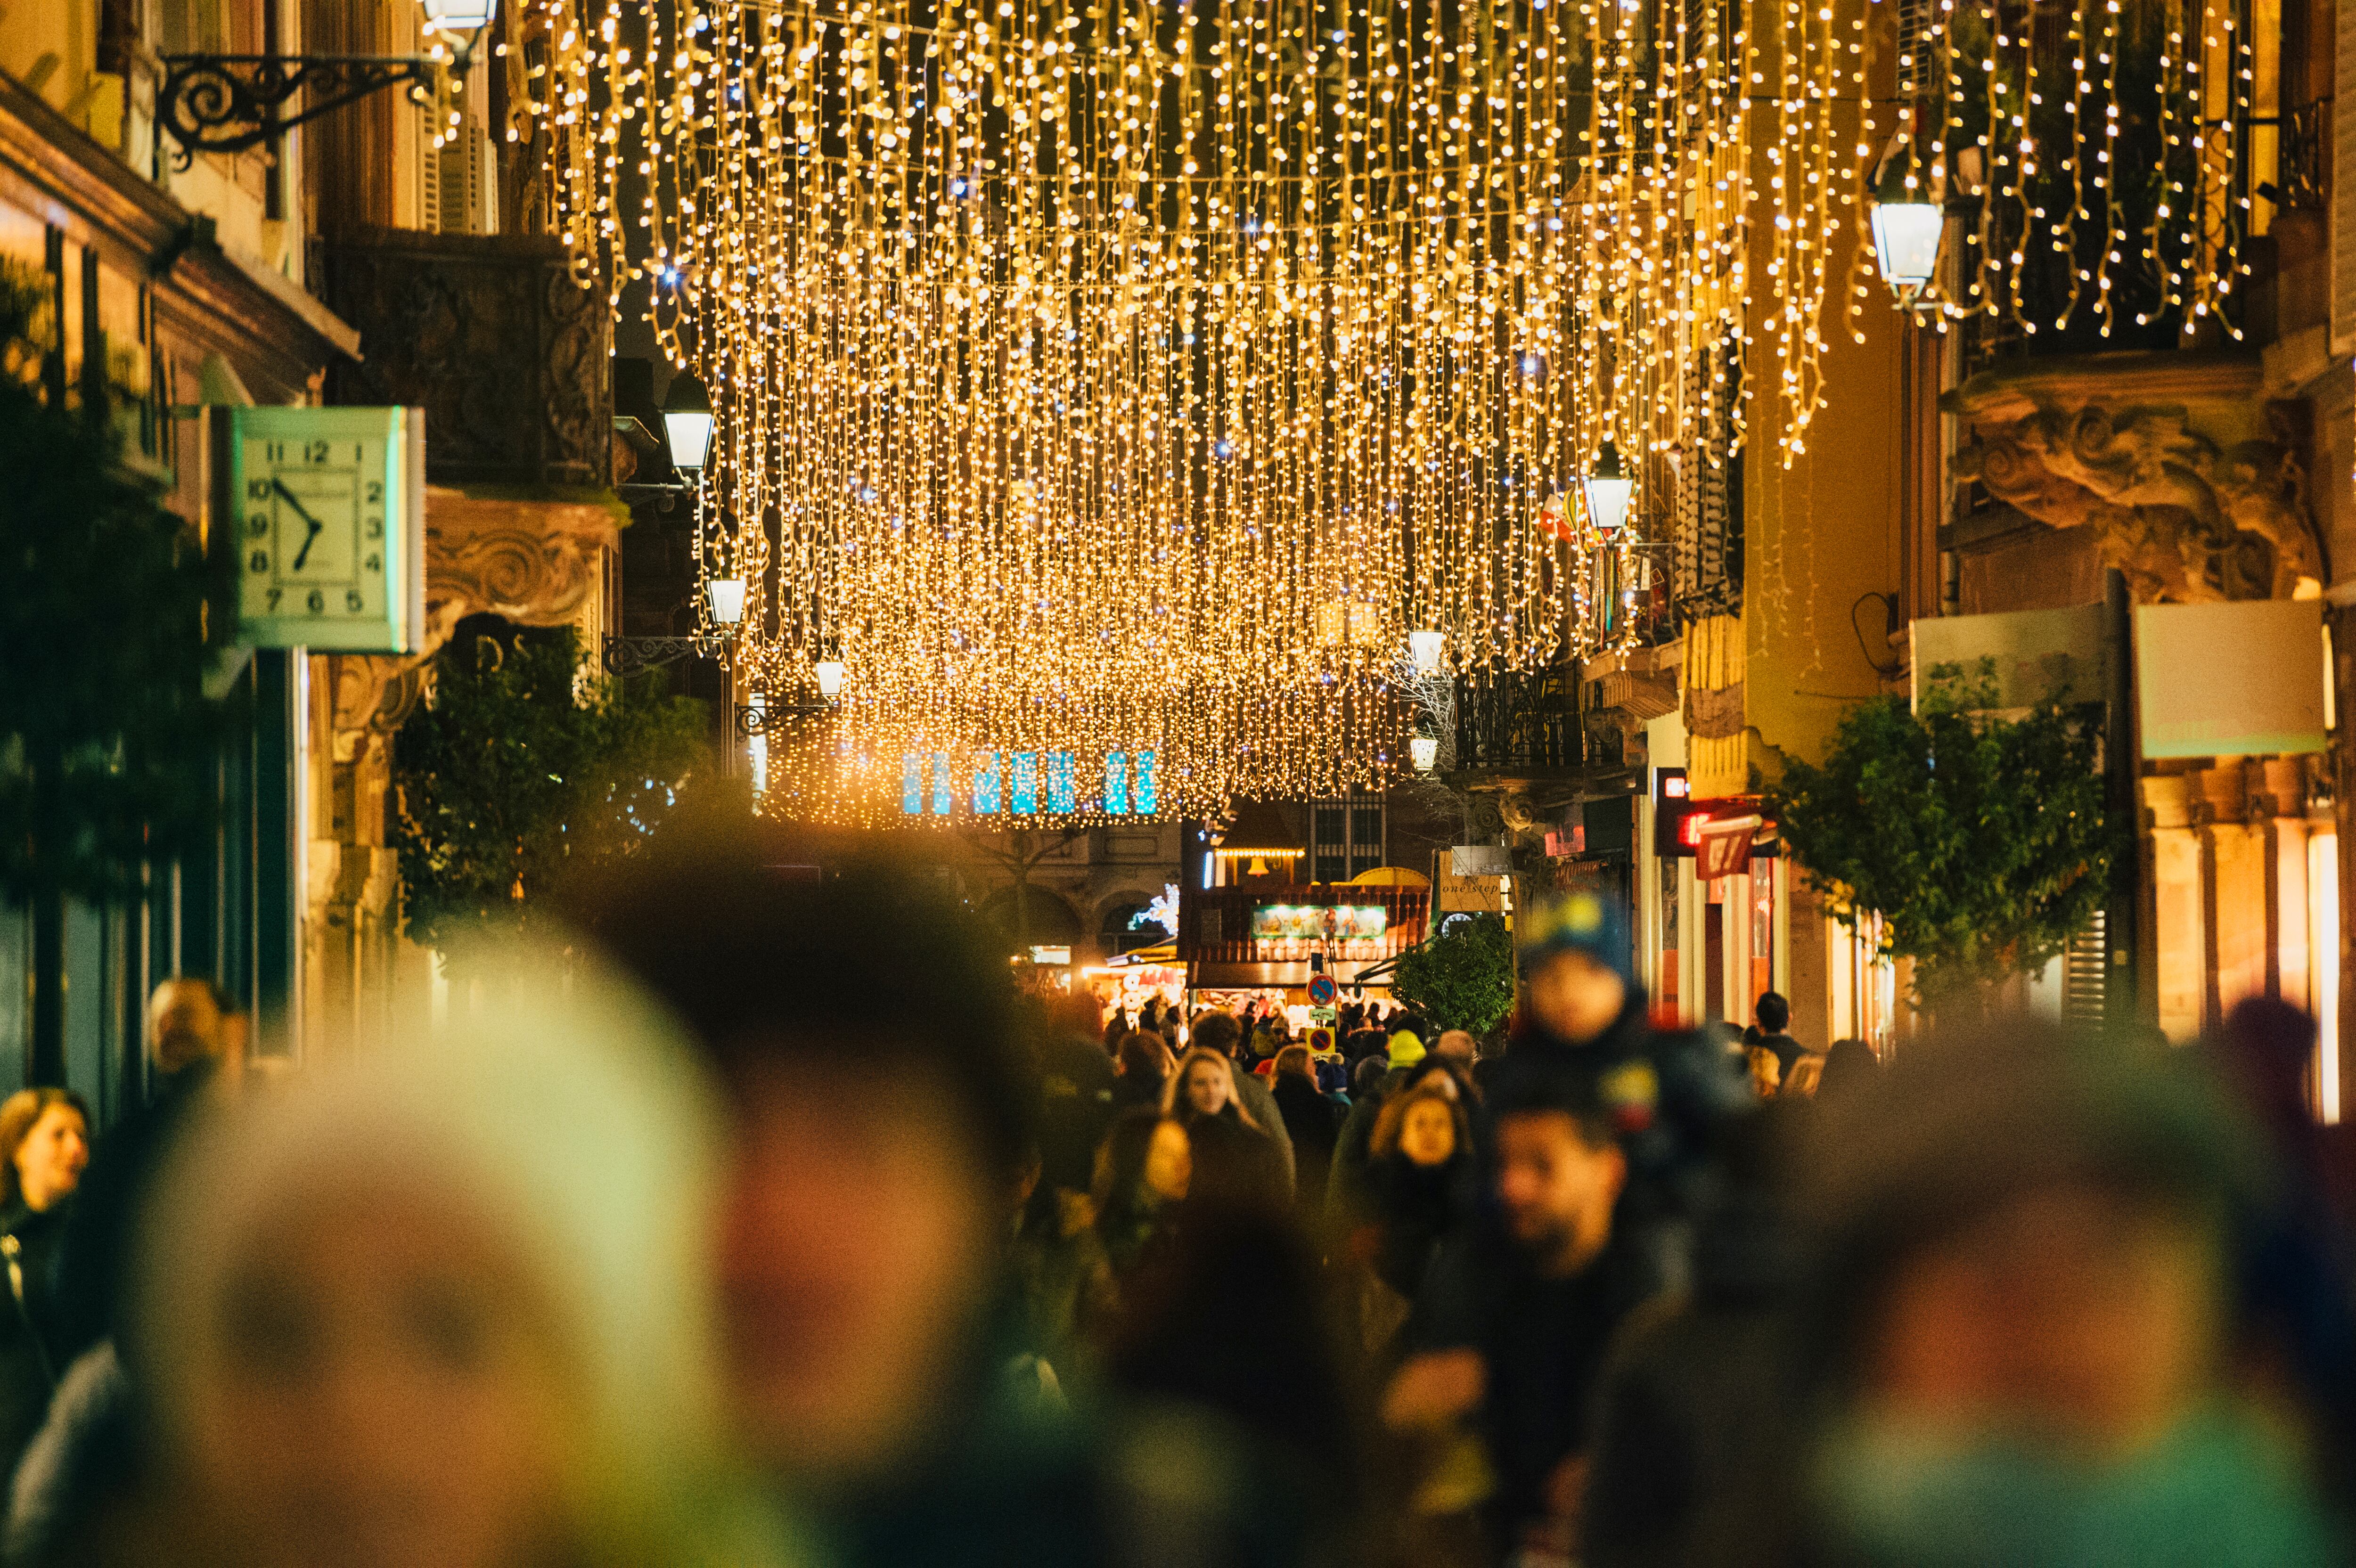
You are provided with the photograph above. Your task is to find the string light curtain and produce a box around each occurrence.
[1878,0,2252,339]
[525,0,1872,821]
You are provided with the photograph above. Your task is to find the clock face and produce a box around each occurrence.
[231,408,418,653]
[241,439,384,618]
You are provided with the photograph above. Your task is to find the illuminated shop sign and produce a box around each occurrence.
[900,749,1161,817]
[1248,904,1390,940]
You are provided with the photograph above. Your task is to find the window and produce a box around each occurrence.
[1312,795,1383,883]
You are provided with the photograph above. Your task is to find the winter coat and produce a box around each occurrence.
[1268,1074,1343,1213]
[1363,1154,1474,1300]
[1225,1069,1296,1195]
[0,1201,72,1477]
[1184,1110,1288,1207]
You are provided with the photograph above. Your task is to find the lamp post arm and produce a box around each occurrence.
[158,54,448,166]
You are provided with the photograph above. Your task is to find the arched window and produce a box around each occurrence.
[1099,899,1157,956]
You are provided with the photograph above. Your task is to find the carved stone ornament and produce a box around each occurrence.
[326,655,429,765]
[323,489,617,765]
[1946,352,2323,603]
[314,229,612,490]
[423,487,617,651]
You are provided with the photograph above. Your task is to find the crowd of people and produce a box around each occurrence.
[0,836,2345,1567]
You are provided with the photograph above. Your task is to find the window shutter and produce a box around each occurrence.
[2333,0,2356,355]
[1673,343,1744,622]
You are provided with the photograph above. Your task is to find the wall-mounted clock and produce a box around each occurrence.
[229,406,425,653]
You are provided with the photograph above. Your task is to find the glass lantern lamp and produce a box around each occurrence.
[1408,629,1445,676]
[1870,198,1945,307]
[1582,440,1634,539]
[704,576,747,627]
[663,370,715,472]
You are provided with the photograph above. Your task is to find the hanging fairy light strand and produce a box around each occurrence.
[521,0,1884,822]
[1876,0,2249,340]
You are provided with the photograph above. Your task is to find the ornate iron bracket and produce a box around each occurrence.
[736,700,836,737]
[600,635,732,677]
[158,54,439,168]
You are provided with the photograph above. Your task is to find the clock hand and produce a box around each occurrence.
[272,478,324,531]
[274,480,327,571]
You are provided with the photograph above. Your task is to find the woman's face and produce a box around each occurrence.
[1144,1122,1193,1203]
[15,1102,88,1212]
[182,1192,571,1568]
[1182,1060,1230,1117]
[1398,1100,1458,1168]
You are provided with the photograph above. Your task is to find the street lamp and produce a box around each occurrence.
[663,370,715,472]
[419,0,499,33]
[1582,439,1634,539]
[1870,198,1945,308]
[1408,628,1445,676]
[1411,734,1440,773]
[705,576,747,626]
[814,658,845,699]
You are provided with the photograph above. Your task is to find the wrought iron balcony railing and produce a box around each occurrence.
[1451,665,1585,777]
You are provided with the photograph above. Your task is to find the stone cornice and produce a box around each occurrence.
[423,487,618,651]
[324,490,620,765]
[0,70,359,378]
[1942,350,2266,425]
[0,71,182,261]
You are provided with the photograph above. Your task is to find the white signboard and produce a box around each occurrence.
[2137,599,2328,758]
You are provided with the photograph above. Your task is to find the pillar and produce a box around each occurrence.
[2143,774,2205,1041]
[2201,761,2269,1022]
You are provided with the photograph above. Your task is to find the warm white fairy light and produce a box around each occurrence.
[507,0,2254,824]
[1886,0,2246,338]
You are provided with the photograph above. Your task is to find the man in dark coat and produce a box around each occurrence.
[1384,1052,1661,1562]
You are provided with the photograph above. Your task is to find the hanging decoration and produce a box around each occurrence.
[512,0,1897,821]
[1873,0,2252,340]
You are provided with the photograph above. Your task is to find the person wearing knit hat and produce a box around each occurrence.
[1507,895,1751,1288]
[1518,892,1641,1051]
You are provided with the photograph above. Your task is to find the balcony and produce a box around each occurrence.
[310,229,611,490]
[1179,882,1430,989]
[1450,665,1585,782]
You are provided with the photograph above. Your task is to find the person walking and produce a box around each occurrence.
[1352,1085,1477,1359]
[58,955,776,1568]
[1184,1013,1296,1191]
[1091,1110,1192,1286]
[1268,1045,1342,1215]
[1164,1048,1288,1205]
[1112,1029,1175,1113]
[1383,1054,1661,1563]
[1748,992,1801,1080]
[0,1090,88,1477]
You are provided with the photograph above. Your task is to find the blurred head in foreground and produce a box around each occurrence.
[133,955,742,1568]
[581,844,1032,1490]
[1794,1019,2340,1567]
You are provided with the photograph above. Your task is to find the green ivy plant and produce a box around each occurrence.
[392,625,708,958]
[1767,660,2123,1013]
[0,261,235,908]
[1390,910,1516,1038]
